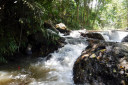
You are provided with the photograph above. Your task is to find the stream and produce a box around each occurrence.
[0,30,128,85]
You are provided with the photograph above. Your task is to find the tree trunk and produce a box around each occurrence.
[83,0,87,26]
[86,6,89,26]
[76,1,79,23]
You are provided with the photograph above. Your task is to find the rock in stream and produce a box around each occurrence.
[73,39,128,85]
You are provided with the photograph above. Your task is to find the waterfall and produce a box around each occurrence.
[28,30,87,85]
[99,30,128,42]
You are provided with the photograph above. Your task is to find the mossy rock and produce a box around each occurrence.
[80,32,105,40]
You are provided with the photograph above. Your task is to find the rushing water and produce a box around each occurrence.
[1,30,128,85]
[100,30,128,42]
[0,30,87,85]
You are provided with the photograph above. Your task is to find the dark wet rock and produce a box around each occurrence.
[122,35,128,42]
[56,23,71,35]
[46,54,52,60]
[28,31,45,51]
[73,39,128,85]
[80,32,105,40]
[27,30,65,56]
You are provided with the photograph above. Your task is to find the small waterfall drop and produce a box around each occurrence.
[29,30,87,85]
[100,30,128,42]
[109,31,128,42]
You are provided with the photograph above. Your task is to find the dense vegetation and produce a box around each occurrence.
[0,0,128,63]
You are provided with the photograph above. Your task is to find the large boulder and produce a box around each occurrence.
[56,23,71,35]
[80,32,105,40]
[56,23,67,30]
[73,39,128,85]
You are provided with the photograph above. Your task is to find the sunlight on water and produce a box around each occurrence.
[0,71,13,85]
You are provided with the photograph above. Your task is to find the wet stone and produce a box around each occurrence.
[56,23,71,35]
[73,40,128,85]
[80,32,105,40]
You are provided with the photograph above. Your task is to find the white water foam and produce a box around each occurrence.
[29,30,87,85]
[29,44,86,85]
[109,31,128,42]
[69,29,86,38]
[100,30,128,42]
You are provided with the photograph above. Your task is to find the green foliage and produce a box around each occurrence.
[0,56,7,63]
[100,0,128,29]
[51,0,127,29]
[42,29,60,45]
[0,0,60,63]
[0,0,127,63]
